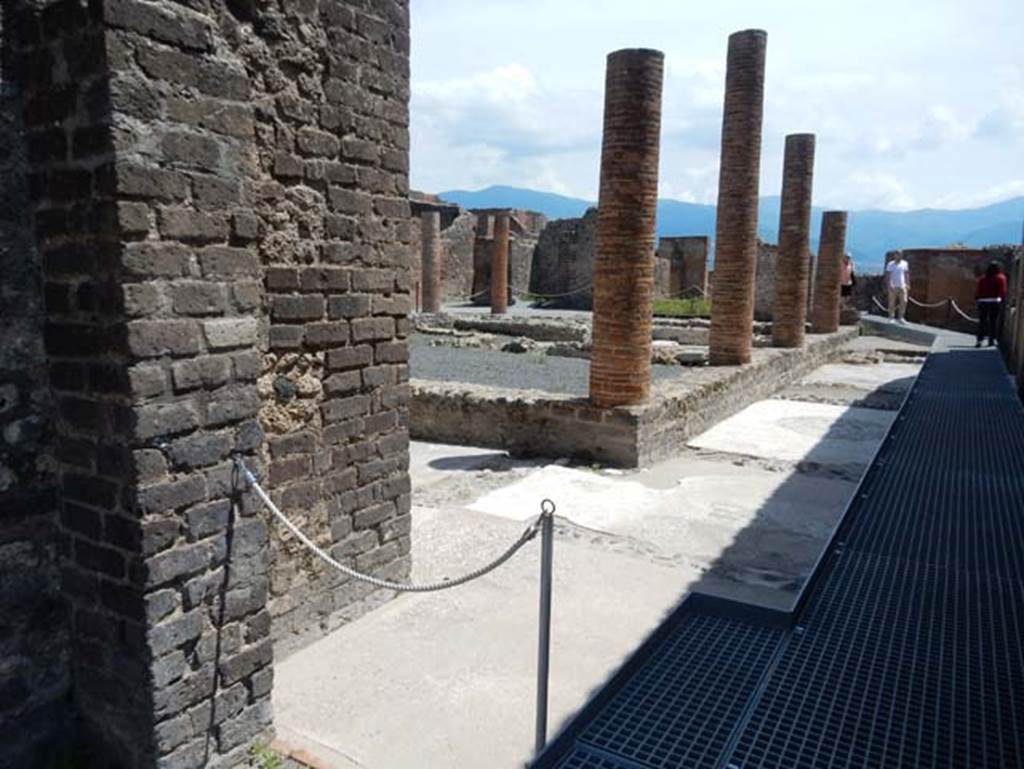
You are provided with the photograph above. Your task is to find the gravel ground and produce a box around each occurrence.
[409,334,683,394]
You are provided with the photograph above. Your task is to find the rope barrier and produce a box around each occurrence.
[908,296,951,309]
[236,457,551,593]
[871,294,980,324]
[949,299,979,324]
[510,284,593,299]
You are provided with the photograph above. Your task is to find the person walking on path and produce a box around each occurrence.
[840,252,856,309]
[885,252,910,323]
[975,261,1007,348]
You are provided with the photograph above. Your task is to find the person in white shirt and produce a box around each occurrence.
[885,252,910,323]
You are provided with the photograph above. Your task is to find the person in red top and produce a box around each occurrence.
[975,261,1007,348]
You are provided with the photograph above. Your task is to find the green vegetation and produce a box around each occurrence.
[652,297,711,317]
[250,744,285,769]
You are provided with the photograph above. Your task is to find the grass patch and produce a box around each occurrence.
[250,744,285,769]
[652,297,711,317]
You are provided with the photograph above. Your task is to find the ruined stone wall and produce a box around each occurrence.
[753,240,778,321]
[1,1,412,767]
[530,207,597,309]
[904,246,1023,331]
[0,6,69,765]
[657,236,709,298]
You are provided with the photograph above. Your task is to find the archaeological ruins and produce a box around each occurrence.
[3,3,1024,769]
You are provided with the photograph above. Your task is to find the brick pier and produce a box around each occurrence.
[491,213,510,314]
[0,1,412,766]
[772,133,816,347]
[709,29,767,365]
[812,211,849,333]
[589,48,664,408]
[421,211,442,313]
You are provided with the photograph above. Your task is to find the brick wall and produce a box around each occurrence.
[0,5,69,765]
[2,1,412,766]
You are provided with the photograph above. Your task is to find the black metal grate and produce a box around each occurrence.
[573,613,783,769]
[726,552,1024,768]
[537,349,1024,769]
[556,746,644,769]
[724,350,1024,768]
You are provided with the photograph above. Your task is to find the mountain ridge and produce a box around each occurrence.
[438,185,1024,271]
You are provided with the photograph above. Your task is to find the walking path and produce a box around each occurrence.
[534,338,1024,768]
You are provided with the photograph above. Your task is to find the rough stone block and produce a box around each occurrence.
[270,295,325,322]
[351,317,394,342]
[158,208,230,242]
[202,318,259,350]
[137,475,207,515]
[146,542,211,587]
[122,242,190,279]
[172,283,227,316]
[105,0,213,51]
[127,320,202,358]
[149,611,204,658]
[199,247,259,278]
[134,402,201,440]
[172,356,232,392]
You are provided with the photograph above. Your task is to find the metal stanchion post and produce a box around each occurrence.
[535,500,555,756]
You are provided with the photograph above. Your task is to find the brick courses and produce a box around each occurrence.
[811,211,848,334]
[1,1,412,766]
[708,30,767,365]
[588,49,664,407]
[772,134,816,347]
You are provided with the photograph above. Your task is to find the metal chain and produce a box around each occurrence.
[236,458,552,593]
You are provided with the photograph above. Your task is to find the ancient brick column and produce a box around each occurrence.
[772,133,816,347]
[708,29,767,365]
[589,49,664,407]
[421,211,442,313]
[491,213,510,314]
[811,212,849,333]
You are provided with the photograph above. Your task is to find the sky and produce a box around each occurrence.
[409,0,1024,212]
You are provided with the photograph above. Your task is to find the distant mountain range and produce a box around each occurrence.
[439,186,1024,272]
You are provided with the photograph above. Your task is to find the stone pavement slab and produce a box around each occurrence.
[687,398,895,468]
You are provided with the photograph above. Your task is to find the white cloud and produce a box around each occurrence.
[410,1,1024,210]
[933,180,1024,209]
[830,172,917,211]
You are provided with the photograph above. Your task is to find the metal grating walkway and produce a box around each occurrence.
[533,348,1024,769]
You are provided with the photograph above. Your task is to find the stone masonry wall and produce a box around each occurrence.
[530,207,597,309]
[2,1,412,767]
[221,1,413,651]
[904,246,1023,331]
[0,6,69,765]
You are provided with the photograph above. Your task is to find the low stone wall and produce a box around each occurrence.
[411,327,858,467]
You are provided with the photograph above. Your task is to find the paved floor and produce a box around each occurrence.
[273,340,923,769]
